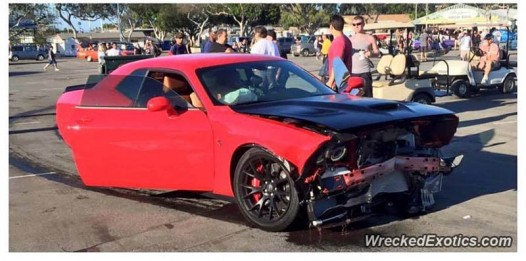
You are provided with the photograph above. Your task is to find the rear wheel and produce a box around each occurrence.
[11,55,19,62]
[451,79,471,98]
[411,93,433,104]
[233,148,300,232]
[301,49,310,57]
[37,55,44,61]
[498,74,516,94]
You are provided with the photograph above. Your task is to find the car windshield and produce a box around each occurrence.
[196,60,335,106]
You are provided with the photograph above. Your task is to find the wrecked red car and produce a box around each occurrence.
[56,54,460,231]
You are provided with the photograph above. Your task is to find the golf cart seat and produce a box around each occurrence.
[372,54,406,88]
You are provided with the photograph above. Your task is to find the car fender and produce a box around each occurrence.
[208,107,330,196]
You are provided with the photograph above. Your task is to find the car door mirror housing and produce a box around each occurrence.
[147,96,177,115]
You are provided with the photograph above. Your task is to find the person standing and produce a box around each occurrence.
[202,29,217,53]
[250,26,279,57]
[350,15,379,98]
[133,43,143,55]
[326,14,353,90]
[106,42,120,56]
[43,45,59,71]
[321,34,332,63]
[419,29,429,61]
[208,29,234,53]
[459,30,472,61]
[169,32,191,55]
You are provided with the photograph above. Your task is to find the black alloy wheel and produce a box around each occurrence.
[233,148,300,232]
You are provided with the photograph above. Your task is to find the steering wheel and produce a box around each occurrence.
[471,47,486,57]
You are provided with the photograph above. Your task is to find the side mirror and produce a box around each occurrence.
[147,96,177,115]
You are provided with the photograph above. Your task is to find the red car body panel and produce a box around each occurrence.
[57,54,331,196]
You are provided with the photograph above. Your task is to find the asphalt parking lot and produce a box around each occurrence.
[8,51,517,252]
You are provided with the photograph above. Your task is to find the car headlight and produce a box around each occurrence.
[325,145,347,162]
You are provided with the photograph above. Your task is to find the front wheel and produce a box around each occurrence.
[301,49,310,57]
[233,148,300,232]
[498,74,516,94]
[37,55,44,61]
[11,55,19,62]
[451,79,471,98]
[411,93,433,104]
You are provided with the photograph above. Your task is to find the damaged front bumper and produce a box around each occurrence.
[303,154,463,228]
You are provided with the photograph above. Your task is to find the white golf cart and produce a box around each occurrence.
[421,48,516,98]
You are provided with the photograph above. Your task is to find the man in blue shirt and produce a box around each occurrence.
[202,29,217,53]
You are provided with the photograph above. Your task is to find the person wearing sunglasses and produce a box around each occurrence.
[349,15,379,98]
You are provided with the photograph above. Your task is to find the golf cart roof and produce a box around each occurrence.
[364,22,415,31]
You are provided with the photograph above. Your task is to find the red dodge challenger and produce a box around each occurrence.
[56,54,461,231]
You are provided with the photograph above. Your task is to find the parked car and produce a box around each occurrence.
[77,42,99,62]
[277,37,294,54]
[114,42,135,56]
[291,35,316,57]
[56,54,460,232]
[10,44,48,62]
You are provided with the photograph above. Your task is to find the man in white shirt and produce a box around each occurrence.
[106,42,121,56]
[459,30,472,61]
[251,26,279,57]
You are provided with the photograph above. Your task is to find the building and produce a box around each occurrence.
[412,3,517,30]
[343,14,412,36]
[47,30,148,56]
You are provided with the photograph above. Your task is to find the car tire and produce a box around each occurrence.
[498,74,516,94]
[301,49,310,57]
[11,56,19,62]
[411,93,433,105]
[86,56,92,62]
[451,79,471,98]
[37,55,44,61]
[233,147,300,232]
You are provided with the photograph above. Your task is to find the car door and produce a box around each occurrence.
[67,72,215,191]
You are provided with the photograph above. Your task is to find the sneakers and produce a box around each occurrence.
[43,67,47,71]
[480,76,488,85]
[55,68,60,71]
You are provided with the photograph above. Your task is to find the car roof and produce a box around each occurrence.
[113,54,284,74]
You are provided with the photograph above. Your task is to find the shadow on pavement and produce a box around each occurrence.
[9,71,45,77]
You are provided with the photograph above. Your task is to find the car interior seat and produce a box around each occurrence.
[163,75,193,105]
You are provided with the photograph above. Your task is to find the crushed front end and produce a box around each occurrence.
[296,115,462,228]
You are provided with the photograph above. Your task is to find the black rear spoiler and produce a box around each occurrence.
[63,74,107,93]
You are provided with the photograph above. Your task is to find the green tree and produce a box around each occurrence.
[208,4,272,36]
[9,3,53,41]
[280,4,332,35]
[55,3,115,39]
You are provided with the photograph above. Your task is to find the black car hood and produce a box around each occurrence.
[232,94,455,131]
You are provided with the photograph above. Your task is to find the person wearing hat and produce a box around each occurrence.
[169,32,191,55]
[476,33,500,84]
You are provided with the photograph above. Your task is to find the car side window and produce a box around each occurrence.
[134,71,199,109]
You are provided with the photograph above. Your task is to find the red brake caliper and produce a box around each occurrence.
[250,163,264,202]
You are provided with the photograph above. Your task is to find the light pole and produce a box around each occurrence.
[117,3,123,42]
